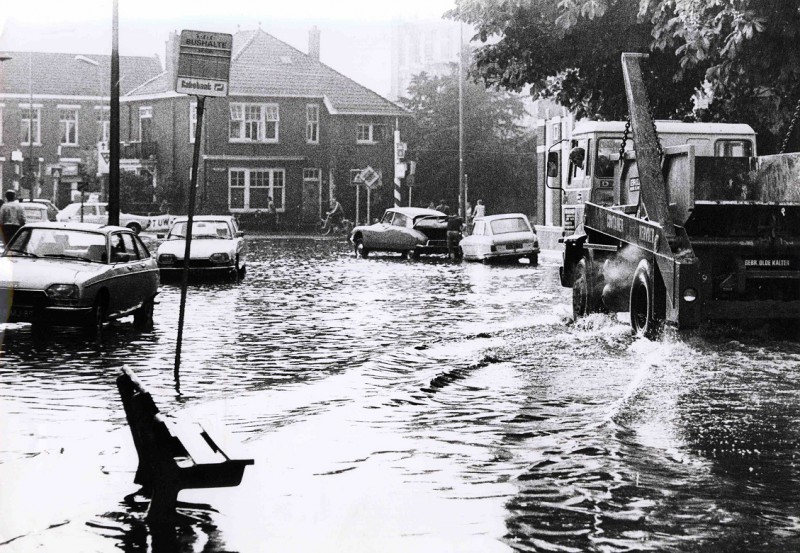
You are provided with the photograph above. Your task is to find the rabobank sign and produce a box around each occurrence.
[176,77,228,97]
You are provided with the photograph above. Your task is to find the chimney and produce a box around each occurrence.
[308,26,321,61]
[165,31,180,82]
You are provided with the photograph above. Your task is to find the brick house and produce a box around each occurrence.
[121,27,410,229]
[0,52,162,206]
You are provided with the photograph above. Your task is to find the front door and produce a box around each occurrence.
[302,169,321,228]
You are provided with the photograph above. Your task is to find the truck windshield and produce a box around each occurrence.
[597,138,624,178]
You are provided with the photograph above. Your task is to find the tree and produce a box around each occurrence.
[448,0,800,153]
[119,171,154,213]
[400,62,537,216]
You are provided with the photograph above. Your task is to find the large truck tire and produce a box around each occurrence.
[572,257,604,320]
[629,259,663,339]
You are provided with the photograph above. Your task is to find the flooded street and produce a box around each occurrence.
[1,237,799,552]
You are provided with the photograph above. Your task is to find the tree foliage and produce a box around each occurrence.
[400,63,536,215]
[448,0,800,152]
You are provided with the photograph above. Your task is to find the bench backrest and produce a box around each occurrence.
[117,367,162,488]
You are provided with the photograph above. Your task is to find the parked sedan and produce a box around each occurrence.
[349,207,452,259]
[0,222,159,337]
[459,213,540,265]
[57,202,151,234]
[156,216,246,281]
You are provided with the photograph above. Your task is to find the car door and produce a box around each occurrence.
[367,211,395,249]
[106,231,145,315]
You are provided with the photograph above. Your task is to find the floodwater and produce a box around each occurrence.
[1,237,799,552]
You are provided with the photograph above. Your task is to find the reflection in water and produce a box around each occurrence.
[1,237,799,552]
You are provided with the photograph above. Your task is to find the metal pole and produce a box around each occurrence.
[393,118,401,208]
[174,95,205,392]
[356,185,360,225]
[28,53,34,200]
[458,23,465,220]
[108,0,120,226]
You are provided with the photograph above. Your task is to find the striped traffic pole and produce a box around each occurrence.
[394,126,402,207]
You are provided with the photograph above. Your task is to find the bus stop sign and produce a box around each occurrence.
[176,30,233,97]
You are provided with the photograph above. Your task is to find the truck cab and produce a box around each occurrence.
[558,121,756,235]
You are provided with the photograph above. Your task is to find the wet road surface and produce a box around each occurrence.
[1,237,799,552]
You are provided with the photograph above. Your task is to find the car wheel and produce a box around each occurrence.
[354,238,369,258]
[629,260,663,339]
[237,264,247,280]
[528,253,539,266]
[86,295,108,341]
[133,296,155,330]
[404,248,419,260]
[126,222,142,235]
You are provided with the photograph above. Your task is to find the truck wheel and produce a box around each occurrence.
[572,258,601,320]
[630,260,662,339]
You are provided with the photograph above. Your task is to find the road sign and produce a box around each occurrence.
[176,30,233,98]
[396,141,407,160]
[359,166,381,188]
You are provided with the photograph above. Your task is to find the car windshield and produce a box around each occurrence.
[4,228,108,262]
[169,221,231,239]
[490,217,530,235]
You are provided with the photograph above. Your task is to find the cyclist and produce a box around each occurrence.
[321,197,344,234]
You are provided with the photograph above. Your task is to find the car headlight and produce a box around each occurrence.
[682,288,698,302]
[46,284,79,305]
[209,252,231,264]
[158,253,177,265]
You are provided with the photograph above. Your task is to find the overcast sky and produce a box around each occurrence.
[0,0,459,97]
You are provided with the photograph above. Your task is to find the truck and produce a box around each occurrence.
[558,52,800,336]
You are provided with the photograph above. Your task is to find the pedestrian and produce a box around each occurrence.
[473,199,486,219]
[427,201,436,210]
[267,196,277,231]
[447,214,463,259]
[435,198,450,215]
[0,189,26,244]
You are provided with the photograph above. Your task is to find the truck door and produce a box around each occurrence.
[562,138,590,234]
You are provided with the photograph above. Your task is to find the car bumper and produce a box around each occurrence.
[158,265,236,279]
[464,245,540,261]
[6,304,94,326]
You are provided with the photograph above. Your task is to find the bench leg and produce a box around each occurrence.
[145,483,180,524]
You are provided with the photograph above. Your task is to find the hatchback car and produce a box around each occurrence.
[20,202,51,223]
[57,202,151,234]
[22,199,59,221]
[459,213,540,265]
[349,207,452,259]
[0,222,159,336]
[156,215,246,281]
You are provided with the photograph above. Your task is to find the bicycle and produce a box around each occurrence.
[319,216,354,236]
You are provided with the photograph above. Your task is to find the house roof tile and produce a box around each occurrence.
[127,29,408,117]
[0,52,163,97]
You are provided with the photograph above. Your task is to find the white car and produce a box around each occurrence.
[459,213,540,265]
[20,202,51,223]
[56,202,151,234]
[156,215,246,281]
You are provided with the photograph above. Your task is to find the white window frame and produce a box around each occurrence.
[357,122,384,144]
[58,106,80,146]
[228,168,286,212]
[20,104,42,146]
[138,106,152,142]
[306,104,319,144]
[229,102,279,143]
[95,106,110,144]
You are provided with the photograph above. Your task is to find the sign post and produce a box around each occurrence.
[173,30,232,391]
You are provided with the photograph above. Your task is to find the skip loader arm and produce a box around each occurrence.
[620,53,676,245]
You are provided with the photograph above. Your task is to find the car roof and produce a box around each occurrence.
[21,203,48,210]
[22,221,133,234]
[172,215,235,222]
[387,207,446,217]
[474,213,530,222]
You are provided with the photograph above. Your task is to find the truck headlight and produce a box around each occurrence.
[158,253,177,265]
[209,252,231,264]
[683,288,698,302]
